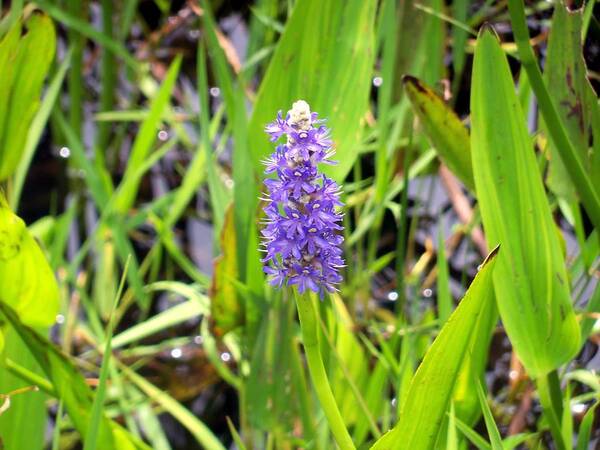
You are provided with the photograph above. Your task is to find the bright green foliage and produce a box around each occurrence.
[248,0,377,182]
[0,14,55,181]
[403,75,474,191]
[543,4,600,202]
[470,28,580,378]
[371,247,498,450]
[0,195,59,328]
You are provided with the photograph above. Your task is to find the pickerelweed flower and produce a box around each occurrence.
[260,100,345,296]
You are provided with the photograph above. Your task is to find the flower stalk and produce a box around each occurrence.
[260,101,353,448]
[294,289,355,450]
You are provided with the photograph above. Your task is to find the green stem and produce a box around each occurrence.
[294,290,355,450]
[506,0,600,231]
[537,371,566,450]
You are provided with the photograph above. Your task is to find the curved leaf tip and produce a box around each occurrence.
[478,22,500,40]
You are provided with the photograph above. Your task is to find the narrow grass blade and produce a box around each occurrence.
[226,416,248,450]
[471,27,580,377]
[454,416,492,450]
[576,401,599,450]
[436,225,452,324]
[119,363,226,450]
[115,55,181,213]
[475,379,502,450]
[447,403,458,450]
[84,258,130,450]
[371,247,499,450]
[112,296,207,349]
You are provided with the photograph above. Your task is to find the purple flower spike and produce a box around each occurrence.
[260,100,345,297]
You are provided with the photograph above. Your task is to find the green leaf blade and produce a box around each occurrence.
[248,0,377,183]
[402,75,474,191]
[371,247,500,450]
[470,27,580,378]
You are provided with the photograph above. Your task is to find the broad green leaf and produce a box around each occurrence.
[403,75,474,191]
[0,303,147,450]
[0,14,56,180]
[470,27,580,378]
[0,196,59,327]
[248,0,377,182]
[506,0,600,231]
[371,246,499,450]
[543,4,599,201]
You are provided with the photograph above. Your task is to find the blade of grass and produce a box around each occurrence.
[475,378,502,450]
[118,363,226,450]
[112,296,207,349]
[84,257,130,450]
[226,417,248,450]
[115,55,181,213]
[0,304,147,450]
[454,415,492,450]
[437,224,452,324]
[576,400,599,450]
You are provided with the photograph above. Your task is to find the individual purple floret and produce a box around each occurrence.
[260,100,345,296]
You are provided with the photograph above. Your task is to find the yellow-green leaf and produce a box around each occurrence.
[470,27,580,378]
[0,195,59,327]
[0,14,56,180]
[403,75,474,191]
